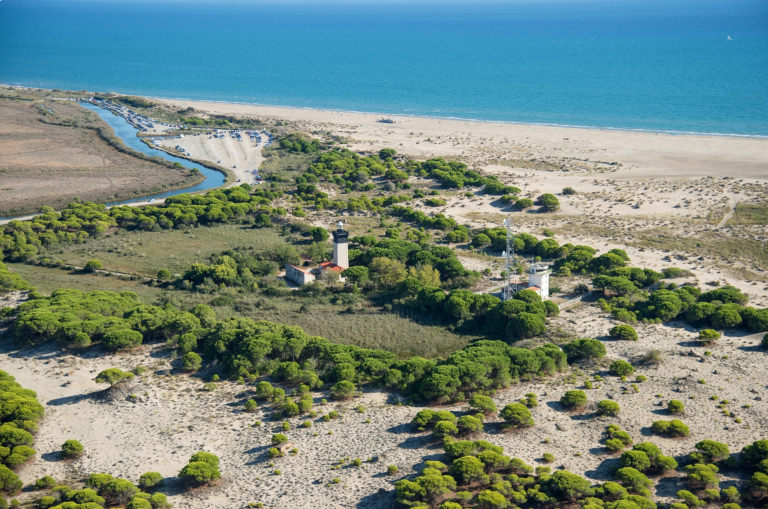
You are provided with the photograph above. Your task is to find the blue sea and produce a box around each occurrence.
[1,0,767,136]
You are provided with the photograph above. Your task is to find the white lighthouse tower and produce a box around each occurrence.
[527,263,550,299]
[332,220,349,269]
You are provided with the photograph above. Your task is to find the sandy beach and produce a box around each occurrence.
[154,98,768,179]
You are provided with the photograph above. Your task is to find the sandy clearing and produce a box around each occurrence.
[157,130,269,185]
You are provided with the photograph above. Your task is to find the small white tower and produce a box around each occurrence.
[528,263,550,299]
[332,220,349,269]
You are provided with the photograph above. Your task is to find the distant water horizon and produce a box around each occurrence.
[1,0,767,136]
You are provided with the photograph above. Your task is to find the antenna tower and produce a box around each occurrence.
[502,215,514,301]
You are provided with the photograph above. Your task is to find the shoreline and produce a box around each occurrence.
[153,94,768,140]
[3,83,766,140]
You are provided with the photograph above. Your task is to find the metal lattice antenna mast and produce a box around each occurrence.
[502,215,513,301]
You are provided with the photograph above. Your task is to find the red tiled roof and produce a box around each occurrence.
[528,286,540,291]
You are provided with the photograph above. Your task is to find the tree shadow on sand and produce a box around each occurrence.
[584,456,621,481]
[46,392,95,406]
[356,488,395,509]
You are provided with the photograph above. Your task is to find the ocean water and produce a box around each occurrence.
[1,0,767,136]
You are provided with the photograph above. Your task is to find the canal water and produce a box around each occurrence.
[79,102,226,205]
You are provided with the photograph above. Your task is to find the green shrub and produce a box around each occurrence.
[330,380,356,400]
[281,400,299,417]
[521,394,538,409]
[387,465,398,476]
[546,470,593,500]
[469,394,497,415]
[610,360,635,377]
[61,439,84,459]
[678,489,705,507]
[698,329,721,344]
[255,381,274,399]
[690,440,729,463]
[499,403,534,429]
[433,420,459,438]
[619,450,651,472]
[150,492,171,509]
[685,463,720,490]
[0,465,21,494]
[721,486,741,503]
[271,433,288,445]
[615,467,652,496]
[651,419,690,437]
[244,399,258,413]
[456,415,484,435]
[138,471,163,490]
[181,352,203,372]
[66,488,105,505]
[536,193,560,212]
[126,496,152,509]
[450,455,486,484]
[742,439,768,467]
[178,451,221,486]
[38,496,56,508]
[94,368,134,386]
[610,325,638,341]
[597,400,620,416]
[83,259,103,273]
[562,338,606,363]
[34,476,56,490]
[412,409,436,429]
[100,478,139,506]
[156,268,172,280]
[560,390,587,410]
[102,328,143,351]
[476,489,508,508]
[668,400,685,414]
[542,452,555,463]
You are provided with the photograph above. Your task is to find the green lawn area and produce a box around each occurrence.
[44,224,287,278]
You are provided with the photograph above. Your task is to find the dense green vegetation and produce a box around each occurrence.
[0,262,31,294]
[0,185,281,262]
[597,281,768,333]
[0,370,44,495]
[395,428,768,509]
[4,287,566,403]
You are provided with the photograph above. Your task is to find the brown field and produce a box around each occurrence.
[0,95,200,215]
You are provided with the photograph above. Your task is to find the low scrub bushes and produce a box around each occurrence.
[560,390,587,410]
[651,419,690,437]
[597,400,620,416]
[61,439,84,459]
[178,451,221,487]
